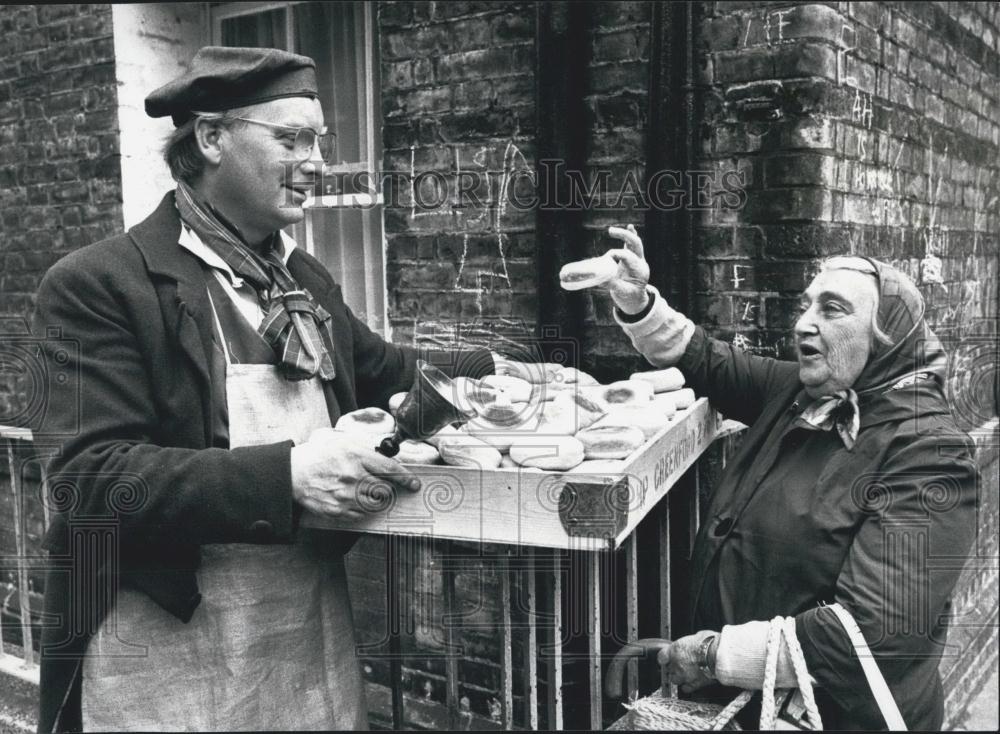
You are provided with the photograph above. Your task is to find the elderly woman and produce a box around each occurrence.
[604,227,977,730]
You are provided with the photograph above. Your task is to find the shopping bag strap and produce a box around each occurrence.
[760,617,823,730]
[826,603,907,731]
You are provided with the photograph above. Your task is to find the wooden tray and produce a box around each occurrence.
[302,398,722,551]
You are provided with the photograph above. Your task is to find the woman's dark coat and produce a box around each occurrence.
[31,192,494,733]
[677,326,977,730]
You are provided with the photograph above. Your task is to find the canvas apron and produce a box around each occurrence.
[81,292,366,731]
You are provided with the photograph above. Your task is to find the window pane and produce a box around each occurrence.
[293,2,365,165]
[220,8,288,49]
[294,208,386,334]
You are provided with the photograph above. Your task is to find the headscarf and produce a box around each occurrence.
[852,257,947,394]
[795,257,946,449]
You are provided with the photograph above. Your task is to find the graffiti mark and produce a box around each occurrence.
[732,264,747,289]
[852,89,873,129]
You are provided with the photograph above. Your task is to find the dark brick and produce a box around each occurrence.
[745,188,833,222]
[47,21,70,44]
[382,120,416,150]
[491,75,533,104]
[492,12,532,43]
[382,26,451,60]
[26,185,47,206]
[757,260,814,293]
[589,129,644,163]
[446,17,494,52]
[21,163,57,185]
[80,37,115,65]
[772,42,838,82]
[697,260,756,292]
[38,42,82,71]
[889,76,917,110]
[412,57,434,86]
[701,14,740,52]
[436,47,514,82]
[779,4,844,45]
[694,293,735,326]
[592,92,645,130]
[379,2,413,28]
[436,109,522,141]
[451,79,493,110]
[75,108,117,135]
[893,15,921,49]
[589,61,647,95]
[848,1,885,31]
[431,1,496,20]
[593,29,641,63]
[774,116,835,151]
[67,13,110,39]
[762,295,804,329]
[715,48,774,83]
[697,226,736,258]
[385,60,414,89]
[590,1,648,28]
[765,153,836,187]
[36,4,75,24]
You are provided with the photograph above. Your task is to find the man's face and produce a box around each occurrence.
[215,96,324,242]
[794,268,879,397]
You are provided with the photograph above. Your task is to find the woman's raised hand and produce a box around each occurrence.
[606,224,651,314]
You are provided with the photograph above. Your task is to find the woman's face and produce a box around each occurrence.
[794,268,879,397]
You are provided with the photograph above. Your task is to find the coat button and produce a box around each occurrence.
[713,518,734,537]
[250,520,273,538]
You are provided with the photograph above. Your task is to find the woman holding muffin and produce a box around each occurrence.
[594,226,977,730]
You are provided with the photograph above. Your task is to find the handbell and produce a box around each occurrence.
[377,360,477,457]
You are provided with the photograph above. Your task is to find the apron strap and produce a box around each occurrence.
[206,286,233,368]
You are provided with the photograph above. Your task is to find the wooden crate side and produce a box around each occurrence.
[302,399,720,551]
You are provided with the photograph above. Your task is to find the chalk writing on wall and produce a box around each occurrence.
[409,138,534,348]
[742,9,792,47]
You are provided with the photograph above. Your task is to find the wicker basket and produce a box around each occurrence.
[605,619,824,731]
[608,690,751,731]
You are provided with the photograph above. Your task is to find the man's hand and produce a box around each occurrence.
[290,427,422,520]
[605,224,651,315]
[658,630,719,694]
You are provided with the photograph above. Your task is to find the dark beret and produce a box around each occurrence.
[145,46,318,126]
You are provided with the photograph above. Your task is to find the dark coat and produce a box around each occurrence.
[678,327,977,730]
[31,192,493,733]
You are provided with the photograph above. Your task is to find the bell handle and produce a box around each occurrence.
[377,434,401,457]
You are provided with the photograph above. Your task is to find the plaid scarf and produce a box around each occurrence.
[794,389,860,450]
[175,182,336,381]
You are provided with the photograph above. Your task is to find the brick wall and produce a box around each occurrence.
[379,0,537,351]
[695,1,999,374]
[696,1,999,725]
[579,1,653,380]
[0,3,121,566]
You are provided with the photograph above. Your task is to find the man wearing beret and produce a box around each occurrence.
[33,47,495,732]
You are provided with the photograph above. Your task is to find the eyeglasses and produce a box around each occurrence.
[231,117,337,164]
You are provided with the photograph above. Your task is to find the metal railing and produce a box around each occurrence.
[1,425,46,685]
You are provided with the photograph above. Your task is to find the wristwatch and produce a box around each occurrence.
[697,633,718,679]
